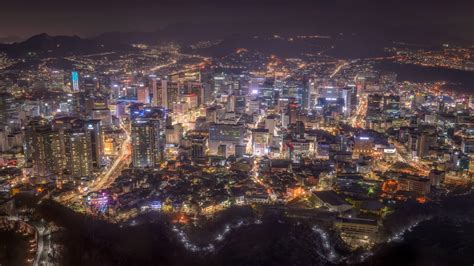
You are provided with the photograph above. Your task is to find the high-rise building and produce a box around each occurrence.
[302,77,310,110]
[64,130,93,179]
[24,121,65,179]
[71,71,80,92]
[383,95,401,118]
[185,82,204,106]
[84,120,103,169]
[234,95,246,114]
[130,107,166,168]
[342,86,358,117]
[294,121,305,139]
[0,93,15,126]
[131,119,162,168]
[165,123,183,145]
[151,79,180,110]
[150,75,158,107]
[92,108,112,127]
[160,79,169,109]
[417,129,436,159]
[366,94,383,119]
[208,123,244,157]
[202,83,213,105]
[24,117,103,181]
[461,137,474,155]
[287,103,300,125]
[50,70,65,92]
[137,86,150,104]
[191,136,206,159]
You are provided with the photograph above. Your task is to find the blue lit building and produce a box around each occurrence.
[71,71,79,92]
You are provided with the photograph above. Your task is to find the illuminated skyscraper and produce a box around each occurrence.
[26,117,103,179]
[287,103,300,125]
[366,94,383,119]
[137,86,150,104]
[160,79,168,109]
[50,70,65,92]
[150,75,158,106]
[131,119,162,168]
[84,120,104,169]
[208,123,244,157]
[71,71,80,92]
[186,82,204,106]
[383,95,401,118]
[64,130,93,179]
[0,93,14,126]
[130,107,166,168]
[24,120,65,180]
[342,86,358,117]
[302,77,310,110]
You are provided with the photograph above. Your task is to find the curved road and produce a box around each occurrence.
[59,123,131,203]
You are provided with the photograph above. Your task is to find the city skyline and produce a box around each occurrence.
[0,1,473,265]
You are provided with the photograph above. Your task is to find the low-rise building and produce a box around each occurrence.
[312,190,353,213]
[397,175,431,195]
[335,217,379,244]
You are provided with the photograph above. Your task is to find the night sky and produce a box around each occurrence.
[0,0,472,42]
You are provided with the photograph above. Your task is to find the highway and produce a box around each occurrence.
[150,50,209,72]
[349,94,367,128]
[150,59,177,71]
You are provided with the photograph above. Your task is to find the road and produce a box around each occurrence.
[150,51,209,72]
[59,122,131,203]
[150,59,177,71]
[251,157,277,201]
[33,222,53,266]
[90,125,131,192]
[349,94,367,128]
[1,216,53,266]
[329,61,348,78]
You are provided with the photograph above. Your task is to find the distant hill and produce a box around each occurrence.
[0,33,134,58]
[0,35,23,44]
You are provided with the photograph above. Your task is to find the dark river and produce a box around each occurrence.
[377,61,474,95]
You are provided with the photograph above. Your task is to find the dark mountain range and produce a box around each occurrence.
[0,19,471,60]
[0,26,219,58]
[0,33,134,58]
[92,23,261,45]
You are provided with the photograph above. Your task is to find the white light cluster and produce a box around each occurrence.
[312,225,339,263]
[172,219,263,253]
[388,217,431,243]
